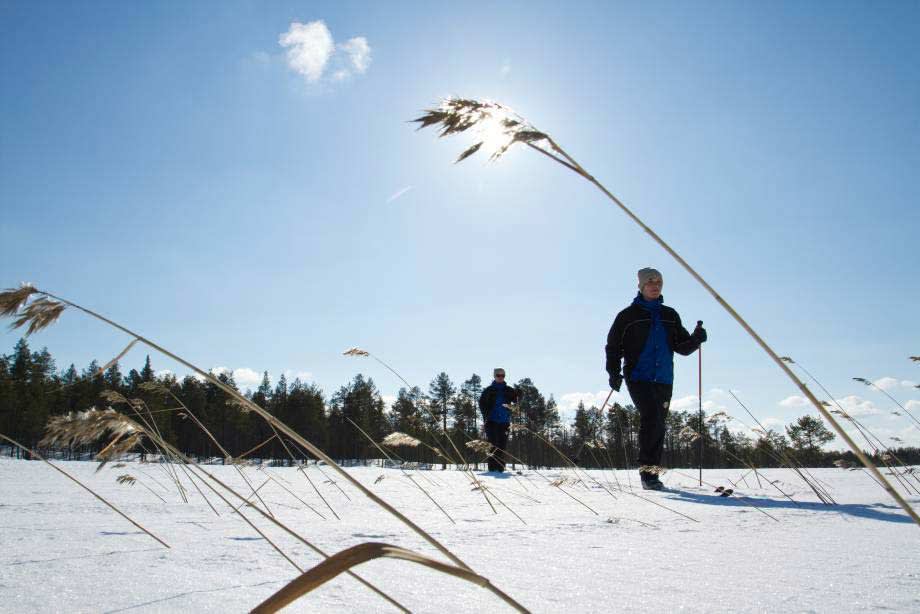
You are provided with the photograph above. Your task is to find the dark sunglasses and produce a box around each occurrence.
[495,373,505,378]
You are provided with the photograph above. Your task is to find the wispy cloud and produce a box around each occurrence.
[340,37,371,74]
[278,21,371,83]
[871,376,918,390]
[500,58,511,78]
[779,395,810,408]
[386,185,413,204]
[284,369,313,382]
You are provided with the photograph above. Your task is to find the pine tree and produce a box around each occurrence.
[787,414,835,466]
[428,372,456,433]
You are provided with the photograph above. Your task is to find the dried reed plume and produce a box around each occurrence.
[638,465,667,476]
[910,356,920,362]
[42,408,141,453]
[9,296,66,335]
[382,432,422,448]
[678,426,701,443]
[0,283,37,316]
[465,439,495,455]
[415,96,919,525]
[343,347,370,357]
[117,474,137,485]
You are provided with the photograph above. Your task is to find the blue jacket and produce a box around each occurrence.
[630,294,672,383]
[478,381,518,424]
[605,293,702,386]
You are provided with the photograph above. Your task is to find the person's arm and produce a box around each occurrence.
[478,386,490,421]
[605,314,624,390]
[672,311,706,355]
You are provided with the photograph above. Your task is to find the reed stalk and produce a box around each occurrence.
[0,432,170,549]
[414,98,918,526]
[0,287,477,573]
[250,542,528,614]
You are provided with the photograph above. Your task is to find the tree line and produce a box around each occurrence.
[1,338,916,468]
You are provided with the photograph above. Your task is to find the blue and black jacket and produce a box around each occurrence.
[605,293,703,386]
[478,382,518,424]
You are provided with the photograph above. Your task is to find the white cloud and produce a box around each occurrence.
[779,395,810,408]
[284,369,313,382]
[833,395,881,417]
[382,394,397,408]
[558,390,622,411]
[340,37,371,73]
[279,21,334,82]
[278,21,371,83]
[386,185,413,204]
[873,377,901,391]
[210,366,264,390]
[154,369,174,379]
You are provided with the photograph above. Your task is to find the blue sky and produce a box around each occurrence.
[2,1,918,448]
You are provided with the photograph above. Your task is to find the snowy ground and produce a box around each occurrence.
[1,456,918,613]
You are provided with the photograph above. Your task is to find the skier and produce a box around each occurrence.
[605,268,706,490]
[478,368,518,473]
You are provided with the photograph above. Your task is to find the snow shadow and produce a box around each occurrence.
[662,490,914,524]
[477,471,512,479]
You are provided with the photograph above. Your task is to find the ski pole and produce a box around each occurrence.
[698,320,703,487]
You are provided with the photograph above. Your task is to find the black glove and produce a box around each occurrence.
[608,374,622,391]
[693,322,707,343]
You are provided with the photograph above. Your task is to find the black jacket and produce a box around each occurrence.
[605,302,702,381]
[478,382,518,422]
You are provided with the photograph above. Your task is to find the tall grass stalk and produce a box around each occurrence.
[854,377,920,430]
[134,420,412,612]
[0,432,170,549]
[250,542,528,614]
[782,359,920,493]
[345,417,456,524]
[148,383,280,513]
[344,348,499,514]
[727,391,836,504]
[0,287,476,573]
[414,98,918,526]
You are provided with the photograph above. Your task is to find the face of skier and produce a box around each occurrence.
[641,276,663,301]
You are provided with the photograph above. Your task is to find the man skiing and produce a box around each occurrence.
[478,368,518,473]
[605,268,706,490]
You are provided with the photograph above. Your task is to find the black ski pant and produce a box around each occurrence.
[485,421,510,472]
[625,380,673,476]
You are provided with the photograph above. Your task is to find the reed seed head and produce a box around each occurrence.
[0,283,38,317]
[413,97,549,163]
[7,295,66,335]
[117,474,137,485]
[381,432,421,448]
[465,439,494,455]
[343,347,370,357]
[779,356,795,364]
[678,426,700,443]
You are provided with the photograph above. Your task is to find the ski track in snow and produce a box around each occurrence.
[1,457,918,613]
